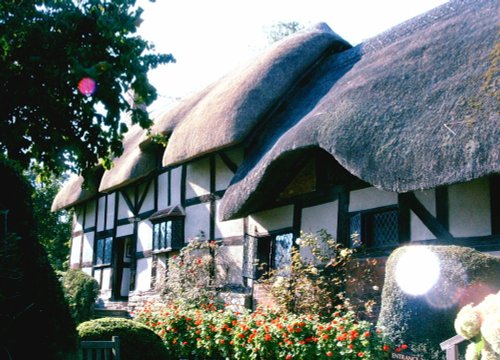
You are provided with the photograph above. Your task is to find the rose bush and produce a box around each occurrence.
[134,302,402,360]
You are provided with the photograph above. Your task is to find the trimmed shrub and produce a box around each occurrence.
[77,317,169,360]
[378,245,500,360]
[62,268,99,324]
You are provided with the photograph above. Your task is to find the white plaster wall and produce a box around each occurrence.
[84,200,96,228]
[70,235,82,266]
[117,192,134,219]
[116,223,134,238]
[449,178,491,237]
[136,258,152,291]
[349,187,398,212]
[93,269,101,285]
[215,200,244,239]
[185,203,210,241]
[301,201,338,237]
[171,166,182,206]
[82,267,92,276]
[139,181,155,214]
[186,158,210,199]
[411,189,436,241]
[101,268,112,290]
[74,208,83,232]
[215,155,234,192]
[82,232,94,264]
[158,172,169,209]
[121,268,131,297]
[218,245,243,285]
[248,205,294,236]
[97,196,106,232]
[106,193,116,230]
[137,220,153,252]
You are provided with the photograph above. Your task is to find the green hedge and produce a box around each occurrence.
[63,269,100,324]
[77,317,169,360]
[378,245,500,360]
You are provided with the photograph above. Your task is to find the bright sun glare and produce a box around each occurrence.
[395,247,441,296]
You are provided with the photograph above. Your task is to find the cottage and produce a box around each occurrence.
[52,0,499,312]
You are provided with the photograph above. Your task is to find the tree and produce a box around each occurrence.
[0,0,175,177]
[266,21,304,44]
[0,1,174,358]
[29,168,72,271]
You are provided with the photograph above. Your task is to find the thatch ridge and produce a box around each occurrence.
[220,0,500,220]
[161,23,350,167]
[51,166,104,211]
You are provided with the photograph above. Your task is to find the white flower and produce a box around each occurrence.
[465,343,480,360]
[481,315,500,355]
[455,304,481,339]
[480,341,499,360]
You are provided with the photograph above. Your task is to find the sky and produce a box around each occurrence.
[136,0,449,116]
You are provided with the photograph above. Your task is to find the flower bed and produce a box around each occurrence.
[134,303,399,360]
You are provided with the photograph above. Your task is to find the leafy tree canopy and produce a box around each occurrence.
[266,21,304,44]
[0,0,174,177]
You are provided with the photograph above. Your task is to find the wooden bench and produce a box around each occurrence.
[440,334,466,360]
[81,336,121,360]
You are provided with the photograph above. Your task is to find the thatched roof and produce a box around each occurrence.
[219,0,500,220]
[98,124,158,193]
[51,167,104,211]
[159,23,350,167]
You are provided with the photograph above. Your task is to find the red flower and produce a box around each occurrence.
[395,347,401,353]
[220,339,225,344]
[264,334,272,341]
[286,355,293,360]
[383,345,391,352]
[363,331,370,338]
[326,351,333,357]
[401,344,408,350]
[357,352,364,357]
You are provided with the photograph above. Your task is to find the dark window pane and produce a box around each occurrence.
[349,213,362,248]
[171,219,184,249]
[160,222,166,249]
[274,233,293,271]
[370,210,399,248]
[165,221,172,249]
[103,237,113,265]
[95,239,104,265]
[153,223,159,250]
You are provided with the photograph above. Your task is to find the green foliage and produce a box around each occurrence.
[135,302,397,360]
[161,240,227,308]
[266,21,304,44]
[378,245,500,360]
[28,165,72,271]
[62,269,100,324]
[0,157,78,359]
[78,317,169,360]
[0,0,175,176]
[261,230,377,319]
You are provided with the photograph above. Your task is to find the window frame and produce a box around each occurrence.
[151,217,184,253]
[349,205,400,250]
[93,236,113,267]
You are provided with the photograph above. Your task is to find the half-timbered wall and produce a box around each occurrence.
[449,177,491,237]
[248,205,294,236]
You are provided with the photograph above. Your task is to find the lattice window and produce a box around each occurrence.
[349,207,399,249]
[95,237,113,265]
[152,218,184,251]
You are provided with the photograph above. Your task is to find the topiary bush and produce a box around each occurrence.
[77,317,169,360]
[62,268,99,324]
[378,245,500,360]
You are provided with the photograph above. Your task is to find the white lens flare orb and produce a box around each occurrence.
[395,247,440,296]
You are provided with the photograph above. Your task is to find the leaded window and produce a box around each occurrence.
[242,232,294,279]
[349,207,399,249]
[95,237,113,266]
[152,218,184,251]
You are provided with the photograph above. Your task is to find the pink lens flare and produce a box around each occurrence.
[78,77,96,96]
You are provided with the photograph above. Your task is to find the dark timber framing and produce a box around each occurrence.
[491,175,500,235]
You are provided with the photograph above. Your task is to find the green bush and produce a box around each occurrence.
[62,268,100,324]
[378,245,500,360]
[77,317,169,360]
